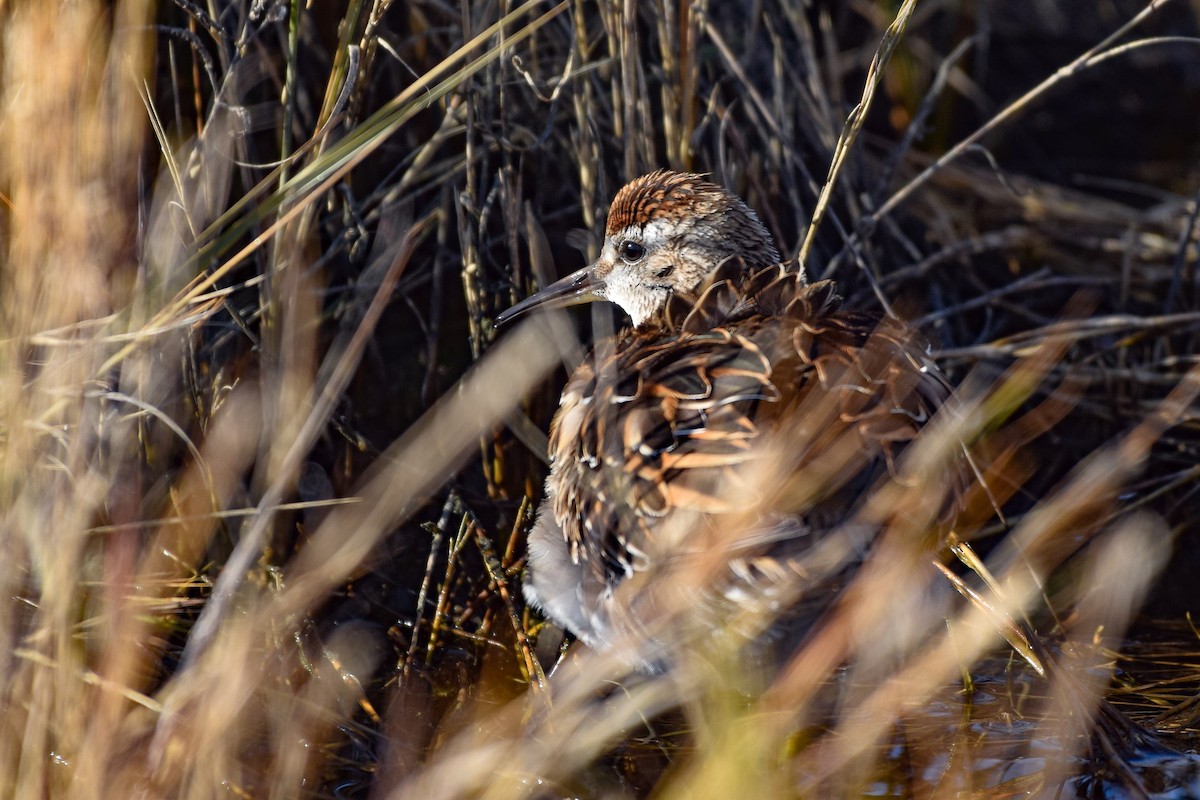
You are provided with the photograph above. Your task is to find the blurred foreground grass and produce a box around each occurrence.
[0,0,1199,797]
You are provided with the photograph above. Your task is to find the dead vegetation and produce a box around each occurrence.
[0,0,1198,797]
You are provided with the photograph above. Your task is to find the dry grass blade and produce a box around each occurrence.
[90,1,569,394]
[871,0,1182,226]
[146,314,570,780]
[2,0,1199,797]
[176,213,435,671]
[798,0,917,265]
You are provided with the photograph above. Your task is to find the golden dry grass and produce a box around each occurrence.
[0,1,1198,798]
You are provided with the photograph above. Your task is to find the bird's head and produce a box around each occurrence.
[498,170,785,328]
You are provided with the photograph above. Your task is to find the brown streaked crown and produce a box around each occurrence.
[605,171,729,236]
[604,170,782,271]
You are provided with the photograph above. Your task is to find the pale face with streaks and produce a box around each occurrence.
[592,172,784,326]
[497,170,787,328]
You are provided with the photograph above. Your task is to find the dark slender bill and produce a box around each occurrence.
[495,265,601,326]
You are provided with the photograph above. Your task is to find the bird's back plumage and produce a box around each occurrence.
[525,259,955,655]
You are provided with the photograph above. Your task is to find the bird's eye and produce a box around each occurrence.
[618,240,646,263]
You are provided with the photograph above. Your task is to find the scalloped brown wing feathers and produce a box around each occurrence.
[544,269,952,598]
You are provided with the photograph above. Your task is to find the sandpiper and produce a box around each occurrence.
[500,170,955,664]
